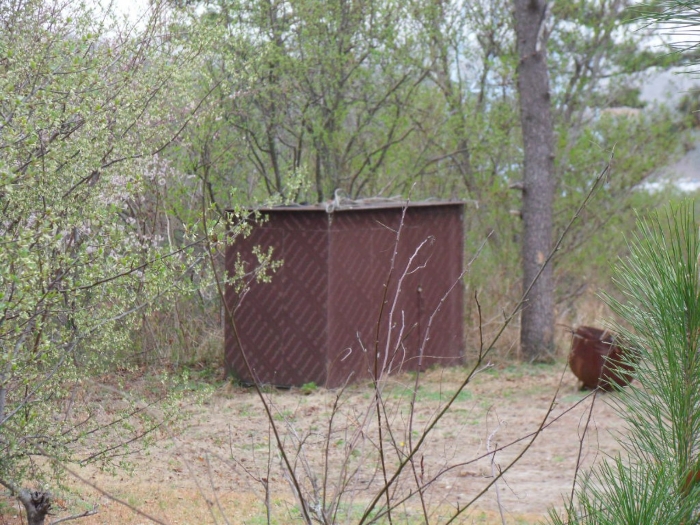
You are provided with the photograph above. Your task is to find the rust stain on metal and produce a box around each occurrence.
[225,202,465,388]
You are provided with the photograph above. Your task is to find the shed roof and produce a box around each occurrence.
[231,198,463,214]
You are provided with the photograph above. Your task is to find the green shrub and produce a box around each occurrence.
[548,202,700,524]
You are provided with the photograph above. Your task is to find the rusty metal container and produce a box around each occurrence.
[224,201,465,388]
[569,326,635,390]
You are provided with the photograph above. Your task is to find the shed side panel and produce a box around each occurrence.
[325,210,396,386]
[404,206,464,369]
[325,205,464,387]
[225,212,329,386]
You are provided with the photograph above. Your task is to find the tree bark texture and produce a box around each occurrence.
[18,489,51,525]
[513,0,555,361]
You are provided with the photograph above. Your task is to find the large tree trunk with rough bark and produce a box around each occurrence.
[513,0,555,361]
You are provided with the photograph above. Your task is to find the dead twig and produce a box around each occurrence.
[570,386,599,505]
[486,412,507,525]
[45,458,168,525]
[49,507,98,525]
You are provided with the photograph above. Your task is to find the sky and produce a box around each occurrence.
[109,0,150,22]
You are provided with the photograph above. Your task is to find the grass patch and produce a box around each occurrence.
[387,384,473,403]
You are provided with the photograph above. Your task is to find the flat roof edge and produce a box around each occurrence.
[226,200,465,214]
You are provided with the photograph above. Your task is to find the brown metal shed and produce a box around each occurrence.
[224,200,465,388]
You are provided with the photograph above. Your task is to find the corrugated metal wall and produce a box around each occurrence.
[225,202,464,388]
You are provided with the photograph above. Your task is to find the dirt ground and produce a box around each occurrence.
[1,363,625,525]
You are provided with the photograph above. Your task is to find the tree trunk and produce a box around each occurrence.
[18,489,51,525]
[513,0,555,361]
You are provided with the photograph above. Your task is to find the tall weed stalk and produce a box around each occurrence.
[549,202,700,524]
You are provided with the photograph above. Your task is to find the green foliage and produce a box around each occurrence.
[630,1,700,67]
[0,0,211,490]
[678,91,700,128]
[548,203,700,524]
[594,86,647,109]
[169,0,429,203]
[299,382,318,395]
[554,109,683,290]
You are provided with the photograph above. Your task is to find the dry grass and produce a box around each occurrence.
[1,360,624,525]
